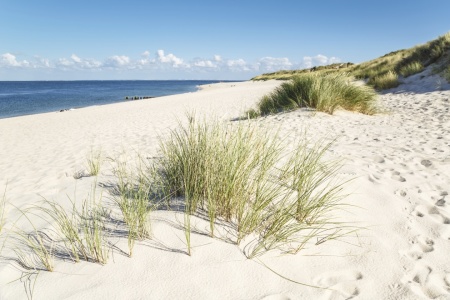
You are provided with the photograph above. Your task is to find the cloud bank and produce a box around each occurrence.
[0,51,341,78]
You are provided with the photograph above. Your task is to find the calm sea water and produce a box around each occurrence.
[0,80,232,119]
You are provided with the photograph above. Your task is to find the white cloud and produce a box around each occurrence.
[258,57,292,72]
[1,50,341,78]
[302,54,341,68]
[226,59,249,71]
[104,55,130,68]
[136,51,155,67]
[156,50,184,67]
[71,54,82,63]
[193,60,216,68]
[56,54,102,70]
[1,53,30,67]
[37,57,51,68]
[314,54,328,64]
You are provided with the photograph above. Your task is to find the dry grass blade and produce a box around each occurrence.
[0,185,7,233]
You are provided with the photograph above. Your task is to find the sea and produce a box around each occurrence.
[0,80,233,119]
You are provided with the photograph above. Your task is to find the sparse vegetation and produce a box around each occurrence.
[399,61,424,77]
[252,63,354,81]
[12,210,55,272]
[252,32,450,90]
[112,159,153,257]
[7,186,110,273]
[247,73,377,117]
[14,230,54,272]
[368,70,400,90]
[156,115,352,257]
[87,148,102,176]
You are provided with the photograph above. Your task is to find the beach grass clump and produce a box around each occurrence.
[247,73,377,117]
[112,160,153,256]
[399,61,424,77]
[32,189,109,265]
[14,230,54,272]
[80,196,109,264]
[11,209,55,271]
[368,70,399,90]
[156,115,352,257]
[156,116,282,234]
[87,148,102,176]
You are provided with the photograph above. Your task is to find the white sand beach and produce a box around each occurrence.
[0,70,449,299]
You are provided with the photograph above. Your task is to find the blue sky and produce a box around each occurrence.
[0,0,449,80]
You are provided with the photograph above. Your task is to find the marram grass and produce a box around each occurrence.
[112,159,153,257]
[2,114,356,273]
[253,32,450,90]
[156,115,354,257]
[368,70,399,90]
[399,61,424,77]
[247,73,377,117]
[86,148,102,176]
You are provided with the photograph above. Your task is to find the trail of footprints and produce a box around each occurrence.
[400,187,450,298]
[313,270,363,299]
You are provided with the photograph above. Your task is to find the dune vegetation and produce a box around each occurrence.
[246,73,378,117]
[245,32,450,118]
[155,116,352,257]
[0,115,353,271]
[252,32,450,89]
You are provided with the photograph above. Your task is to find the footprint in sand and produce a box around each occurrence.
[391,170,406,182]
[394,189,407,197]
[402,263,450,299]
[368,173,381,183]
[440,227,450,240]
[400,236,434,260]
[313,270,363,299]
[413,205,450,224]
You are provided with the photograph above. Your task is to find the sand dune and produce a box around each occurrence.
[0,70,449,299]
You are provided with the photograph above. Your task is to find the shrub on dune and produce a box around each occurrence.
[247,73,378,117]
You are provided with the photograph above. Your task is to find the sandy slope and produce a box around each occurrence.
[0,71,449,300]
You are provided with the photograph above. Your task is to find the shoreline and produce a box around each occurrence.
[0,80,242,120]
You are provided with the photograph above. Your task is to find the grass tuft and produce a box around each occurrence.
[399,61,424,77]
[14,230,54,272]
[112,159,153,257]
[87,149,102,176]
[156,115,354,257]
[368,70,399,90]
[34,187,109,265]
[247,73,377,117]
